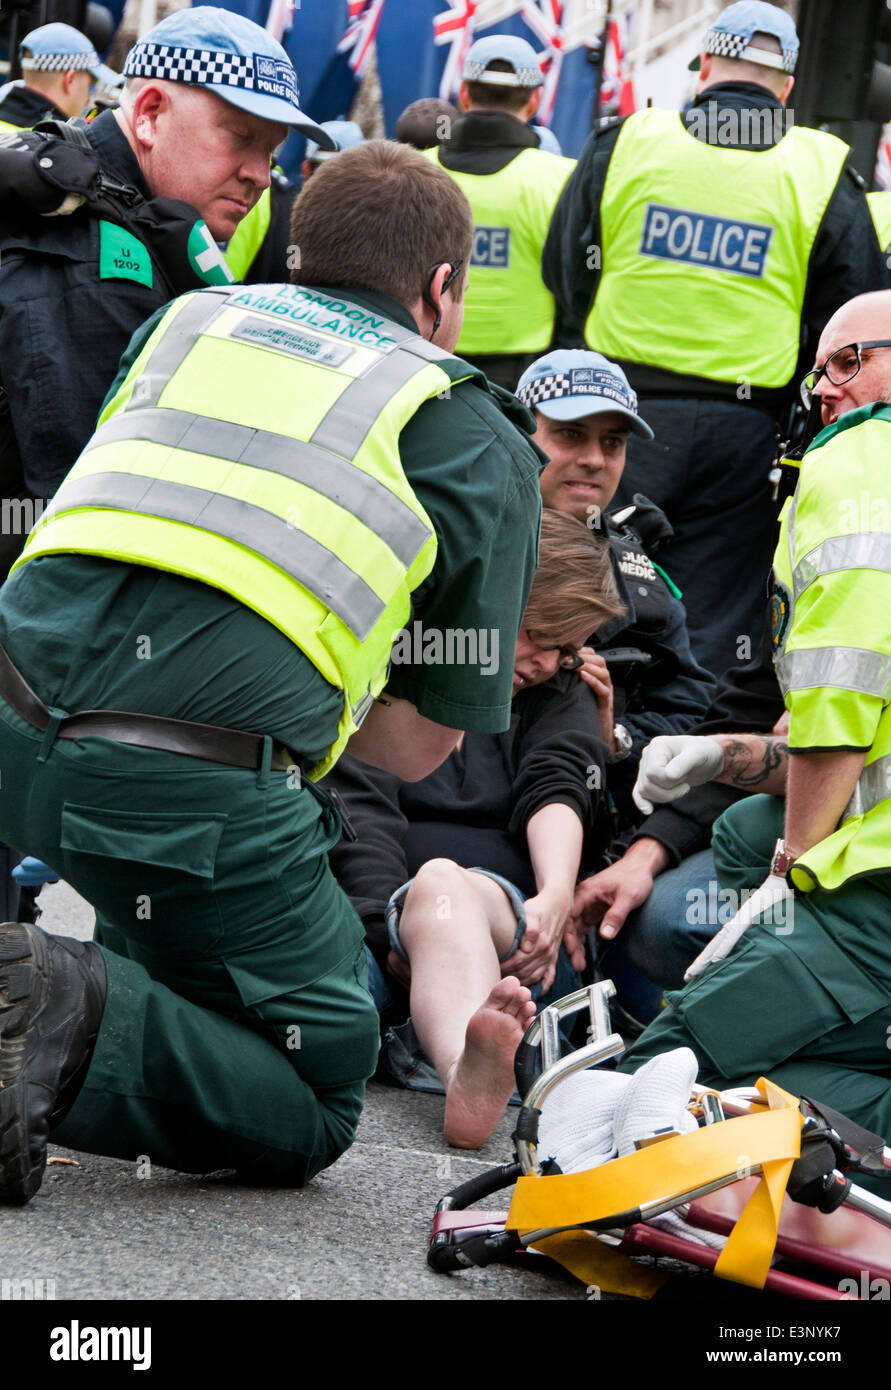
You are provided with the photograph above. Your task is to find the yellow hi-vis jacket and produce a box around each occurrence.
[586,108,849,388]
[771,403,891,891]
[867,190,891,255]
[223,186,272,282]
[425,145,575,355]
[16,282,482,778]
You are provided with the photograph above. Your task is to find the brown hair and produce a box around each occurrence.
[464,60,535,114]
[289,139,473,305]
[395,98,458,148]
[523,509,625,645]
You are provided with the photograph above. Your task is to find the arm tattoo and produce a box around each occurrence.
[721,737,789,789]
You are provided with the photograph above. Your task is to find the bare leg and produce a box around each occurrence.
[398,860,536,1148]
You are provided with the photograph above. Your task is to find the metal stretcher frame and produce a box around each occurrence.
[427,983,891,1296]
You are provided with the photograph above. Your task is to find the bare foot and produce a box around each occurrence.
[443,977,536,1149]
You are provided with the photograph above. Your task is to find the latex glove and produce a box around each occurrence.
[684,874,793,982]
[11,856,60,887]
[633,735,725,815]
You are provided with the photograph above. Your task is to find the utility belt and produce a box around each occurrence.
[0,642,297,773]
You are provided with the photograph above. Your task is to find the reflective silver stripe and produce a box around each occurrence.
[843,753,891,820]
[775,646,891,699]
[41,474,385,640]
[794,533,891,597]
[311,345,448,457]
[84,407,432,569]
[351,690,375,726]
[124,291,233,411]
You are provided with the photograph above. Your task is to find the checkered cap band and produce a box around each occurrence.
[124,41,299,103]
[23,50,98,72]
[516,372,571,407]
[464,59,542,88]
[704,29,796,73]
[517,370,639,413]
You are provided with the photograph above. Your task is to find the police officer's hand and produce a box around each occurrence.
[632,734,725,815]
[577,647,614,747]
[501,888,569,993]
[571,852,659,941]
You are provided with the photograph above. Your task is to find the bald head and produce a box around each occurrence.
[811,291,891,426]
[818,291,891,361]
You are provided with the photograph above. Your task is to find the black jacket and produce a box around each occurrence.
[0,111,223,504]
[594,499,717,824]
[0,84,65,129]
[542,82,888,415]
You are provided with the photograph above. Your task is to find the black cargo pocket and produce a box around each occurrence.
[676,932,888,1078]
[60,803,226,879]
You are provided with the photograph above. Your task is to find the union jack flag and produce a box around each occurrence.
[521,0,564,125]
[433,0,477,101]
[265,0,295,45]
[337,0,387,79]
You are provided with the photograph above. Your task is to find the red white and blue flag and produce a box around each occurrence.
[521,0,564,126]
[433,0,477,100]
[337,0,387,80]
[265,0,295,45]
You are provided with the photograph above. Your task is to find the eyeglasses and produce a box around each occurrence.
[527,631,584,670]
[800,340,891,409]
[422,258,465,339]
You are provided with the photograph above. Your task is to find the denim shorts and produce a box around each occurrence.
[384,866,527,964]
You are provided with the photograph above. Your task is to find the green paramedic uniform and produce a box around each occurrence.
[620,405,891,1185]
[0,284,544,1183]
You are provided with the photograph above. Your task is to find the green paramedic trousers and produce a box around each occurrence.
[620,795,891,1186]
[0,695,380,1184]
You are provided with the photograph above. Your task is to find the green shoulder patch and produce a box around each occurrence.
[98,221,153,289]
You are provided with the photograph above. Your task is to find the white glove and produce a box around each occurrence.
[632,735,725,815]
[683,874,793,982]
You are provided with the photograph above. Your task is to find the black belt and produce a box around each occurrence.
[0,642,297,772]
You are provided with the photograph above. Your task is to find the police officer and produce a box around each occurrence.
[425,35,575,390]
[543,1,887,678]
[0,23,120,133]
[222,122,366,284]
[0,5,335,578]
[612,290,891,1171]
[0,139,545,1203]
[515,350,717,828]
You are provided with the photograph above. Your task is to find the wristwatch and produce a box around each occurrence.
[607,722,633,763]
[769,837,797,883]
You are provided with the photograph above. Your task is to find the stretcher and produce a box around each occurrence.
[427,982,891,1299]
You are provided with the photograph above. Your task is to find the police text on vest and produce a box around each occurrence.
[640,204,773,278]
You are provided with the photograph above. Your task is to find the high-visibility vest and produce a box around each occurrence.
[16,282,482,777]
[586,108,849,388]
[0,119,26,136]
[223,186,272,282]
[425,145,575,354]
[867,190,891,255]
[771,403,891,891]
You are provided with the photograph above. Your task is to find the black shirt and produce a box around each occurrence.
[0,83,65,129]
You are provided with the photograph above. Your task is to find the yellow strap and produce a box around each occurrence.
[532,1231,666,1300]
[507,1079,803,1292]
[714,1078,801,1288]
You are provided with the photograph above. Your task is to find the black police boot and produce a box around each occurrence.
[0,922,106,1205]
